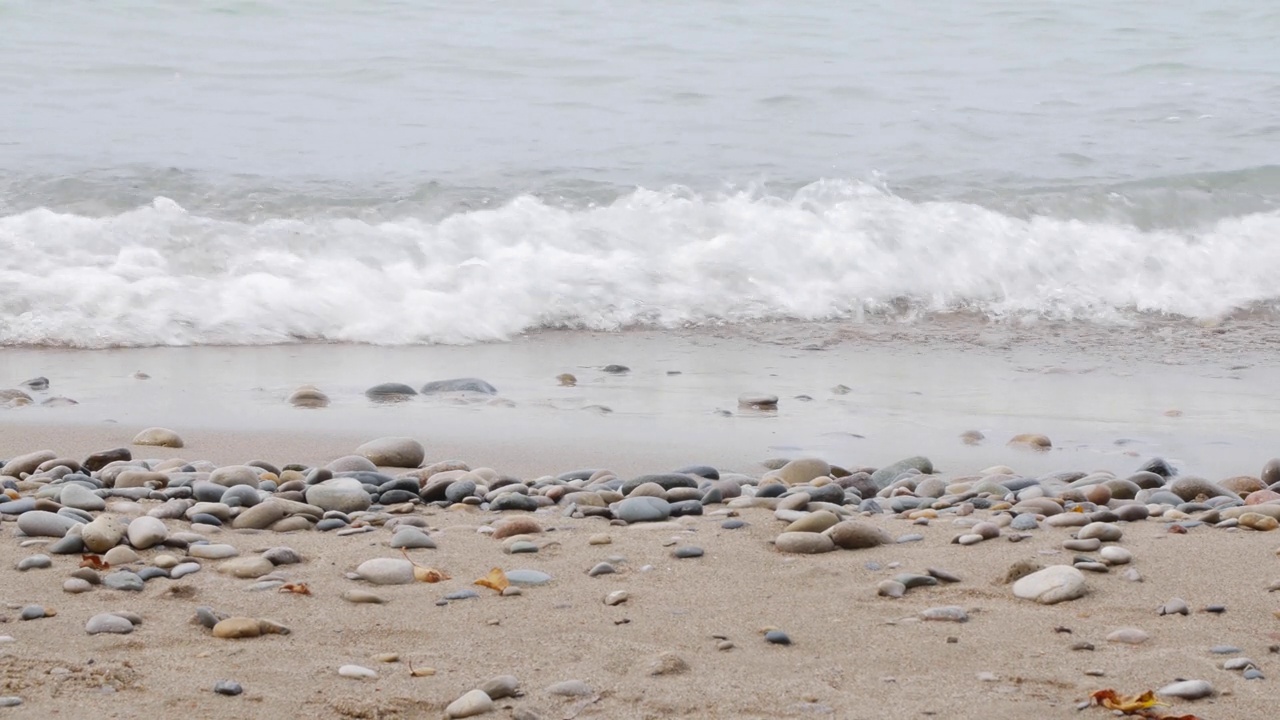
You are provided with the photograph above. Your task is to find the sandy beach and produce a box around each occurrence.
[2,326,1278,719]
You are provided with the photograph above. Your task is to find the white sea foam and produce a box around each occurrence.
[2,181,1278,347]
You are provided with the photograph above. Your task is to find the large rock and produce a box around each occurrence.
[81,516,125,552]
[356,437,425,468]
[16,510,80,538]
[306,479,372,513]
[1013,565,1087,604]
[2,450,57,477]
[132,427,184,448]
[1168,476,1232,502]
[421,378,498,395]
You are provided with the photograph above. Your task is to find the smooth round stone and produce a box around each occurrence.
[505,569,552,586]
[16,510,80,538]
[59,483,106,511]
[64,578,94,593]
[389,528,437,549]
[132,427,183,448]
[170,562,201,579]
[957,534,983,546]
[774,532,835,554]
[764,630,792,645]
[1210,645,1242,654]
[1244,668,1265,680]
[673,546,705,559]
[338,664,378,679]
[821,521,889,549]
[356,558,417,585]
[1158,680,1213,700]
[1012,565,1087,605]
[220,484,261,507]
[1010,514,1039,531]
[1100,546,1133,565]
[16,554,51,571]
[366,382,417,401]
[214,680,244,696]
[614,496,671,523]
[211,617,267,639]
[588,533,613,545]
[1077,522,1123,542]
[1114,504,1151,522]
[772,458,831,485]
[306,479,372,513]
[102,547,139,567]
[446,689,494,719]
[126,516,169,550]
[86,613,135,635]
[326,455,379,473]
[357,437,426,468]
[20,606,46,621]
[445,479,478,504]
[103,571,145,591]
[189,543,239,559]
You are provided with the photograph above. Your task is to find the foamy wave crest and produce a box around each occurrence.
[3,180,1279,347]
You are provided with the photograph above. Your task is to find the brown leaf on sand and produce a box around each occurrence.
[80,554,109,571]
[474,567,510,593]
[278,583,311,595]
[1088,689,1202,719]
[400,548,450,583]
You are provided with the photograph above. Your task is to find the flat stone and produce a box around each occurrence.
[422,377,498,395]
[1077,522,1122,542]
[506,569,552,586]
[1012,565,1087,605]
[338,664,377,679]
[86,613,135,635]
[63,578,94,593]
[672,546,704,559]
[16,510,80,538]
[365,382,417,400]
[342,589,388,604]
[546,680,593,697]
[492,517,542,540]
[171,562,201,579]
[1107,628,1150,645]
[132,427,183,448]
[774,532,836,554]
[0,697,20,708]
[189,544,239,559]
[919,606,969,623]
[217,556,276,579]
[446,689,493,718]
[59,484,106,511]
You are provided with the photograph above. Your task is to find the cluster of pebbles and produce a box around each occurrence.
[3,418,1280,715]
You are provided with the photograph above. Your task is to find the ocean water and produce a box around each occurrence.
[3,0,1280,347]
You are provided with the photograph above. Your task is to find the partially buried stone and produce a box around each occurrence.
[1158,680,1213,700]
[421,378,498,395]
[214,680,243,696]
[480,675,521,700]
[132,427,183,448]
[919,606,969,623]
[738,393,778,410]
[506,569,552,586]
[446,689,493,719]
[356,558,416,585]
[86,613,134,635]
[1012,565,1086,605]
[103,571,145,592]
[356,436,425,468]
[774,532,835,554]
[0,697,21,707]
[390,528,436,549]
[338,665,377,679]
[17,555,51,571]
[673,546,704,559]
[613,496,671,523]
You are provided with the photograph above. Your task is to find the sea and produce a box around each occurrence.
[2,1,1279,476]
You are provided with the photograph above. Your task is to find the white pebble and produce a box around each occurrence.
[337,664,377,679]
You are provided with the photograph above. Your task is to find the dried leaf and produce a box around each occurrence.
[1091,689,1162,712]
[79,554,109,571]
[401,548,449,583]
[278,583,312,596]
[474,567,510,593]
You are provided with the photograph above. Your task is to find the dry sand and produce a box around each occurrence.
[1,429,1278,720]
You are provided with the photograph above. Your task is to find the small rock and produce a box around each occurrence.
[213,680,243,696]
[1107,628,1150,645]
[1158,598,1190,616]
[86,613,135,635]
[479,675,521,700]
[605,590,628,606]
[445,689,495,718]
[647,652,689,676]
[132,427,184,448]
[1157,680,1213,700]
[16,555,51,571]
[338,665,377,679]
[355,558,416,585]
[1012,565,1086,604]
[919,606,969,623]
[342,590,388,604]
[673,546,705,559]
[765,630,792,645]
[546,680,593,697]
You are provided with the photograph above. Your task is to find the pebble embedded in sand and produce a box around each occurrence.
[1158,680,1213,700]
[288,385,330,408]
[1013,566,1086,604]
[355,558,417,585]
[86,613,135,635]
[338,665,377,679]
[1106,628,1150,645]
[132,427,184,448]
[1007,434,1051,450]
[445,690,493,718]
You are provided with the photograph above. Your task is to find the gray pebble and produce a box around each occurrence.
[672,546,704,559]
[0,697,21,707]
[19,606,46,621]
[137,567,170,582]
[587,562,616,577]
[506,569,552,586]
[214,680,243,696]
[171,562,201,579]
[720,519,746,530]
[17,554,51,571]
[1210,645,1243,654]
[1244,668,1265,680]
[765,630,791,645]
[103,571,144,591]
[444,590,479,600]
[896,533,924,543]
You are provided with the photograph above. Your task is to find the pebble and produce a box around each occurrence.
[588,533,612,545]
[605,590,628,606]
[63,578,93,593]
[127,516,169,549]
[672,545,705,558]
[16,554,51,571]
[546,680,593,697]
[1099,546,1132,565]
[1157,680,1213,700]
[1158,598,1190,616]
[877,580,906,598]
[20,606,47,621]
[217,556,275,579]
[480,675,521,700]
[337,665,377,679]
[342,590,388,604]
[1106,628,1150,645]
[132,427,184,448]
[103,571,145,591]
[1012,565,1087,605]
[86,613,135,635]
[765,630,792,645]
[919,606,969,623]
[444,590,479,600]
[356,558,417,585]
[1210,645,1242,654]
[506,569,552,586]
[189,543,240,559]
[614,496,671,523]
[0,697,21,707]
[213,680,243,696]
[390,528,437,549]
[171,562,202,579]
[588,562,616,577]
